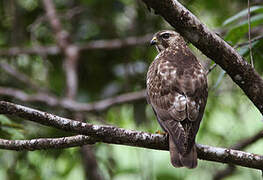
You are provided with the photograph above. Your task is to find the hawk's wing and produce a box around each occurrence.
[147,47,208,155]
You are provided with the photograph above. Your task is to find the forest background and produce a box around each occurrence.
[0,0,263,180]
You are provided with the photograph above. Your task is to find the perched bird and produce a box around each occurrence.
[146,30,208,168]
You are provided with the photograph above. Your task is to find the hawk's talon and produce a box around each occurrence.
[155,130,168,135]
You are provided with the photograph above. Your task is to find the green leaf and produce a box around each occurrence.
[224,14,263,44]
[223,6,263,26]
[0,115,12,124]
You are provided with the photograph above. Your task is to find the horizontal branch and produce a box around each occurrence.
[0,101,263,170]
[0,101,166,150]
[234,34,263,48]
[0,134,263,172]
[0,34,152,56]
[141,0,263,114]
[0,135,95,150]
[0,87,146,112]
[0,46,60,56]
[78,34,152,50]
[0,62,49,93]
[0,87,56,104]
[231,130,263,150]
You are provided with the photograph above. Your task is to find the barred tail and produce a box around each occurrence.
[169,137,197,168]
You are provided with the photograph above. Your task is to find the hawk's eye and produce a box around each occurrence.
[161,33,170,39]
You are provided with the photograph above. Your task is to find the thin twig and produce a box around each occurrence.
[0,34,152,56]
[0,101,263,170]
[207,63,217,75]
[78,34,152,50]
[213,130,263,180]
[0,86,146,112]
[247,0,254,68]
[0,46,60,56]
[208,34,263,74]
[231,130,263,150]
[234,35,263,49]
[0,62,50,93]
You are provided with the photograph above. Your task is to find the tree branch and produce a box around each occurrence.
[0,135,95,150]
[234,34,263,48]
[0,62,49,93]
[141,0,263,114]
[0,101,263,170]
[78,33,152,50]
[231,130,263,150]
[207,35,263,75]
[42,0,79,99]
[0,87,146,112]
[0,46,60,56]
[0,87,57,105]
[0,34,152,56]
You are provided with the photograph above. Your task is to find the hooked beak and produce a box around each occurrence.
[150,37,157,46]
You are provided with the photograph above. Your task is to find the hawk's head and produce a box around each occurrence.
[150,30,185,53]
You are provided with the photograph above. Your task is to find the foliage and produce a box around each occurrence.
[0,0,263,179]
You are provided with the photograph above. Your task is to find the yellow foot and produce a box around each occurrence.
[155,130,168,135]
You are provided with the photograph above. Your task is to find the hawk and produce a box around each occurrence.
[146,30,208,168]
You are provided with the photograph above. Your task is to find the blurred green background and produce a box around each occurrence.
[0,0,263,179]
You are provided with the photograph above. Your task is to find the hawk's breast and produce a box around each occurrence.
[146,46,207,122]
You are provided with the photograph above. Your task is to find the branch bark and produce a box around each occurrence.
[141,0,263,114]
[0,135,95,150]
[0,101,263,170]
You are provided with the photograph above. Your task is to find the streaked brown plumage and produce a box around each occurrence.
[146,30,208,168]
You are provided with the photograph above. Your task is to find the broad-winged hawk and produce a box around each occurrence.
[146,30,208,168]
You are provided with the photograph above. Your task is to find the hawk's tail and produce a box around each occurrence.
[169,137,197,168]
